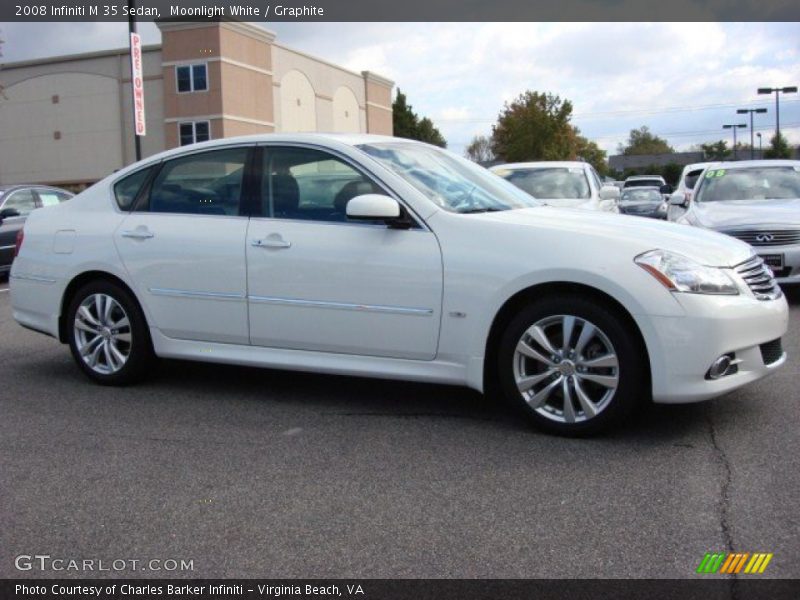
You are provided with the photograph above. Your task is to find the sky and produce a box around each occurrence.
[1,21,799,158]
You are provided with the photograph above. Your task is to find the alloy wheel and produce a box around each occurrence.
[73,293,132,375]
[512,315,619,424]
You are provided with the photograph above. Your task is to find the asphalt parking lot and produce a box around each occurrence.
[1,280,798,579]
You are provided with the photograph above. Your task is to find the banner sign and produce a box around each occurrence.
[129,32,146,136]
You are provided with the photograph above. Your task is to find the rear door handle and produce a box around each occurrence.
[121,229,154,240]
[252,237,291,249]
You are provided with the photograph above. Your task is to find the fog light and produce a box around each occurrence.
[707,355,733,380]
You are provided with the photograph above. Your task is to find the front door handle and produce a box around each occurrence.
[252,236,291,249]
[121,228,154,240]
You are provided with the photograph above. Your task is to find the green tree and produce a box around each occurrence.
[464,135,495,163]
[662,163,682,186]
[490,91,575,162]
[392,89,447,148]
[764,132,791,159]
[618,126,674,156]
[700,140,732,161]
[572,131,608,175]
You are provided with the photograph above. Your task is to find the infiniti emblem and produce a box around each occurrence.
[756,233,775,243]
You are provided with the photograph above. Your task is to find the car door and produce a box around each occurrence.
[0,188,37,271]
[246,145,443,360]
[114,146,252,344]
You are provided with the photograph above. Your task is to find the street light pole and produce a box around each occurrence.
[722,123,747,160]
[757,132,762,158]
[736,108,768,160]
[757,86,798,141]
[127,0,141,162]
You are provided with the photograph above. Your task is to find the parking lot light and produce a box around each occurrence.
[723,123,747,160]
[757,86,798,139]
[737,108,768,159]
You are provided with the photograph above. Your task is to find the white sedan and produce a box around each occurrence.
[490,161,621,212]
[10,134,788,435]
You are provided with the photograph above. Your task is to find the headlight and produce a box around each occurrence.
[635,249,739,295]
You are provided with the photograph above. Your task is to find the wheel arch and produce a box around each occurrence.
[482,281,652,397]
[58,270,144,343]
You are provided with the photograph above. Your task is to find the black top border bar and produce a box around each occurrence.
[2,0,800,22]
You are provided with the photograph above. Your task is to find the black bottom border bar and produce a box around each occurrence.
[3,579,800,600]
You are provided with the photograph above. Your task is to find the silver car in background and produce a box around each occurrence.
[669,160,800,283]
[490,161,620,212]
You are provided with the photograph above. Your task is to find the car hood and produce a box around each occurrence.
[537,198,593,209]
[473,206,753,267]
[692,198,800,229]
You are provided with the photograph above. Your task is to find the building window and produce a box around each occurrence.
[179,121,211,146]
[176,63,208,93]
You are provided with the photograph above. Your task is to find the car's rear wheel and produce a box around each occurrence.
[497,295,646,436]
[67,280,153,385]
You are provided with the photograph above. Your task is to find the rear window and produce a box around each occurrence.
[114,167,153,210]
[625,179,663,188]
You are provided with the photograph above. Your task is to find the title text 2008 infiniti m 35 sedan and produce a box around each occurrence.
[10,134,789,435]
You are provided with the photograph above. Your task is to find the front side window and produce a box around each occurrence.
[263,147,387,223]
[2,189,37,216]
[176,63,208,93]
[179,121,211,146]
[503,167,591,200]
[696,167,800,202]
[684,169,705,190]
[146,147,248,216]
[359,142,538,213]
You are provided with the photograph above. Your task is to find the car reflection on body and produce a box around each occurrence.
[669,160,800,284]
[490,161,620,212]
[619,186,668,219]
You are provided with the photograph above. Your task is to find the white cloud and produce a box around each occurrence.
[1,21,798,156]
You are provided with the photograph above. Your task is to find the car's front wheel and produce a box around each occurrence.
[66,280,153,385]
[497,295,647,436]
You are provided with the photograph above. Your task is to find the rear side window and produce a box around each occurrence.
[146,147,248,216]
[684,169,704,190]
[114,167,153,210]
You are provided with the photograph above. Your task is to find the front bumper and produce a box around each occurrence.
[637,292,789,403]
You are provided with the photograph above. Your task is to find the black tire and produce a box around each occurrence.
[496,295,647,436]
[66,280,154,385]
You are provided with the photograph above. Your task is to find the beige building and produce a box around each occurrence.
[0,21,394,188]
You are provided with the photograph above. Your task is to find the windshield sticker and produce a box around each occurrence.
[705,170,716,178]
[715,169,725,177]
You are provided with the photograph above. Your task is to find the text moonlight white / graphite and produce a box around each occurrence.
[170,4,325,18]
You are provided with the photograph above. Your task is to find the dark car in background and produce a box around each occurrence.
[618,186,668,219]
[0,185,73,279]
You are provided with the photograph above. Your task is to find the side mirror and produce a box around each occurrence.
[669,191,689,208]
[660,184,674,195]
[346,194,402,221]
[599,185,620,201]
[0,207,21,219]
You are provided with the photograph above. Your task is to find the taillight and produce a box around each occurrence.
[14,228,24,257]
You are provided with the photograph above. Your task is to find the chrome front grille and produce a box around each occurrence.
[735,255,782,301]
[722,229,800,247]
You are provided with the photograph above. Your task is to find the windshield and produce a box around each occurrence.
[621,188,662,203]
[696,166,800,202]
[358,142,540,213]
[499,167,591,200]
[625,178,662,188]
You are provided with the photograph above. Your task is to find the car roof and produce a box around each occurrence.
[683,162,718,172]
[490,161,589,171]
[622,186,662,191]
[625,174,664,180]
[0,184,72,192]
[706,159,800,170]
